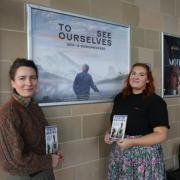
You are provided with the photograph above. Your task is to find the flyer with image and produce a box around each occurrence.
[45,125,58,154]
[110,115,127,141]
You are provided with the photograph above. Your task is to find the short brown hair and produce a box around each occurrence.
[9,58,38,80]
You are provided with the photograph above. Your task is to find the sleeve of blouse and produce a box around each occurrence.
[148,95,170,129]
[0,111,52,176]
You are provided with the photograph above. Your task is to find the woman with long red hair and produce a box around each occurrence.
[105,63,170,179]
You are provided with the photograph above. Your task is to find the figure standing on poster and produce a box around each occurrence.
[116,122,123,138]
[73,64,99,100]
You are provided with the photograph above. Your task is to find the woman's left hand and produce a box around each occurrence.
[116,138,134,150]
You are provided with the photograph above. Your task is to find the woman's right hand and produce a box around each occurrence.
[104,131,113,144]
[51,152,64,168]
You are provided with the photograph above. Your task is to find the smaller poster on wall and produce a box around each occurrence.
[162,33,180,97]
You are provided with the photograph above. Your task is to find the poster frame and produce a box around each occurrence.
[27,4,131,106]
[162,32,180,98]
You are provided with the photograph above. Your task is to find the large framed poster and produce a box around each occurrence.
[27,4,130,106]
[162,33,180,97]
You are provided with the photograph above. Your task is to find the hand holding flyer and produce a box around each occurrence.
[110,115,127,141]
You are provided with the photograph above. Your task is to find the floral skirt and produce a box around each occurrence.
[108,140,166,180]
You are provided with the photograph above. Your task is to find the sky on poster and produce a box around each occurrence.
[31,8,129,81]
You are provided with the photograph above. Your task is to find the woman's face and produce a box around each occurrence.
[129,66,149,94]
[11,66,38,98]
[169,67,180,89]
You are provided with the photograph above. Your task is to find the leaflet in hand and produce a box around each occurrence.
[45,125,58,154]
[110,115,127,141]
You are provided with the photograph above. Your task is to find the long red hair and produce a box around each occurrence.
[122,63,155,97]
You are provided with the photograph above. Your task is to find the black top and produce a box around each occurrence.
[110,93,170,136]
